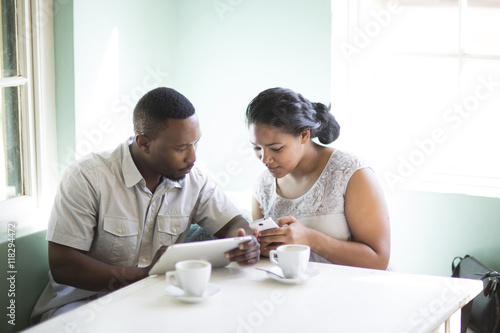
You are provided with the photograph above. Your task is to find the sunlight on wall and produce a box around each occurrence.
[75,27,120,158]
[70,0,174,172]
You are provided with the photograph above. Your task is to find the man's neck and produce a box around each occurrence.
[129,142,161,193]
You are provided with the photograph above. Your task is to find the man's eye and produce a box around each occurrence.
[253,147,261,151]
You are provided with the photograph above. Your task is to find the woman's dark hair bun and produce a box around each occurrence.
[246,87,340,145]
[312,102,340,144]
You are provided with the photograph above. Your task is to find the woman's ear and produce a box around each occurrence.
[136,134,151,153]
[300,128,311,143]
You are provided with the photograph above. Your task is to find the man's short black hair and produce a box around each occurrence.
[133,87,195,138]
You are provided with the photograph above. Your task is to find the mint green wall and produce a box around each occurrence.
[66,0,331,190]
[0,231,49,333]
[72,0,175,161]
[54,0,75,174]
[55,0,175,171]
[389,190,500,276]
[173,0,331,191]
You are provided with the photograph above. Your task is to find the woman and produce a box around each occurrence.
[247,87,390,270]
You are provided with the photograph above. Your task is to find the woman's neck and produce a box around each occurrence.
[289,142,327,179]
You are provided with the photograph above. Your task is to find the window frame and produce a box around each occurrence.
[0,0,57,233]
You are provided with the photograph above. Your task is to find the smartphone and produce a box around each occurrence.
[250,217,279,232]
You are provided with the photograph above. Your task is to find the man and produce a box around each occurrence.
[31,87,259,322]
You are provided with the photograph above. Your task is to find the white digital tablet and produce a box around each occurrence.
[148,235,253,276]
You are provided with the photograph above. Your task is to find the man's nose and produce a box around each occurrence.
[186,145,196,164]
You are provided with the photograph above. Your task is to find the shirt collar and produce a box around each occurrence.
[122,138,143,188]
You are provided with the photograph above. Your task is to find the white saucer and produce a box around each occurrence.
[165,283,221,303]
[266,266,320,284]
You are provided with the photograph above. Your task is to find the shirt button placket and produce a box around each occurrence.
[139,196,156,266]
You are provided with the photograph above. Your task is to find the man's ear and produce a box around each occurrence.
[136,134,151,153]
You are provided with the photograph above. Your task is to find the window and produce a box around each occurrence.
[0,0,57,230]
[332,0,500,198]
[1,0,26,201]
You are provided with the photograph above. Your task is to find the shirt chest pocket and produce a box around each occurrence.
[156,215,190,245]
[96,216,139,265]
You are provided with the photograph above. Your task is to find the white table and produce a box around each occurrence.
[25,260,482,333]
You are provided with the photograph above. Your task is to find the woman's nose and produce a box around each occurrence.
[260,150,272,164]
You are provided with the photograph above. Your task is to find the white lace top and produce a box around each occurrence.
[253,149,369,263]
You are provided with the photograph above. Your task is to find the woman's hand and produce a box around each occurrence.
[257,216,311,255]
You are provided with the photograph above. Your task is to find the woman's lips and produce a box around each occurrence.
[267,166,279,173]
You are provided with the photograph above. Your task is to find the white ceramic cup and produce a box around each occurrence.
[269,244,310,278]
[165,260,212,297]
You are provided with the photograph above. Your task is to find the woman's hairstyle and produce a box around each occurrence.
[133,87,195,138]
[245,87,340,144]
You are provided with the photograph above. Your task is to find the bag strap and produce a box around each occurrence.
[475,271,500,297]
[452,256,464,274]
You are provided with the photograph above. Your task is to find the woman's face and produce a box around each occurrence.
[249,123,308,179]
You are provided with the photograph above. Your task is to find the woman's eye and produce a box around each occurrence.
[253,146,261,151]
[272,147,283,152]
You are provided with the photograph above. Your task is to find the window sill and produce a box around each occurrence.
[0,196,50,236]
[395,174,500,199]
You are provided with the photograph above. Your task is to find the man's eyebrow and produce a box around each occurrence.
[176,138,201,147]
[249,140,283,147]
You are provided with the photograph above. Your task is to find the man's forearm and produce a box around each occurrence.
[49,242,147,292]
[214,215,252,238]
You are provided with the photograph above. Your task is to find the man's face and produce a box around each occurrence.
[147,114,201,181]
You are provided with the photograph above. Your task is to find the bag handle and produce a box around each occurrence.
[452,256,463,274]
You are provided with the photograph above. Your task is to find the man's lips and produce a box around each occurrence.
[180,165,194,173]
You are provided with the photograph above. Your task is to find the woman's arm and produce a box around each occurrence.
[258,168,390,270]
[338,167,391,269]
[251,196,265,220]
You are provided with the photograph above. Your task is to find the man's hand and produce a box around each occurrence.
[224,228,260,266]
[143,245,169,276]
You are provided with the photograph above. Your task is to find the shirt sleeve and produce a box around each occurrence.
[46,162,99,251]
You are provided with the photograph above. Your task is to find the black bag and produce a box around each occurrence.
[452,255,500,333]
